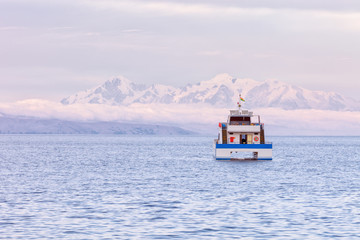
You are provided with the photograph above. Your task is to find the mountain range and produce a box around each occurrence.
[61,74,360,111]
[0,114,192,135]
[1,74,359,135]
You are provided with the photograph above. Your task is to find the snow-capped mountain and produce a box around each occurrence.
[61,74,360,111]
[61,76,178,105]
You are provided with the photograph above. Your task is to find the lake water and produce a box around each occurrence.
[0,135,359,239]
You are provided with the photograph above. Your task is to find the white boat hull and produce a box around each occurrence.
[214,143,272,160]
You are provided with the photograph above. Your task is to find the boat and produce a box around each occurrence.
[214,94,272,160]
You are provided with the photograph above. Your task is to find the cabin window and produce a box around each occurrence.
[230,116,250,125]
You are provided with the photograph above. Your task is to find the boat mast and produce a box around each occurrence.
[237,94,242,111]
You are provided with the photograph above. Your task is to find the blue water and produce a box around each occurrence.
[0,135,359,239]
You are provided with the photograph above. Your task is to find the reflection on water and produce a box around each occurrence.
[0,135,359,239]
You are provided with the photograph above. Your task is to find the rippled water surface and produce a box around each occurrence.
[0,135,359,239]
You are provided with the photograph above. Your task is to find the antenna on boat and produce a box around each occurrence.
[237,94,245,110]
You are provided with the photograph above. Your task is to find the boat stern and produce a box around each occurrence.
[214,143,272,160]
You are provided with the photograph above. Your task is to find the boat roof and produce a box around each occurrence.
[229,109,255,116]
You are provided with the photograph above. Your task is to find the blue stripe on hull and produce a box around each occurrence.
[216,144,272,149]
[215,157,231,160]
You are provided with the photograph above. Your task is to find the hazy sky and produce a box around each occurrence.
[1,0,360,101]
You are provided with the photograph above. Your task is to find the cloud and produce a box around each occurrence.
[1,0,360,102]
[79,0,360,29]
[80,0,274,17]
[256,108,360,135]
[0,26,24,31]
[0,99,359,135]
[197,51,223,56]
[121,29,143,33]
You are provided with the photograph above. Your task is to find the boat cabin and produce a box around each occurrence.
[218,109,265,145]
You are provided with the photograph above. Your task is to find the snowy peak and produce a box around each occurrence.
[61,74,360,111]
[174,74,261,106]
[102,76,146,94]
[61,76,146,105]
[137,84,178,104]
